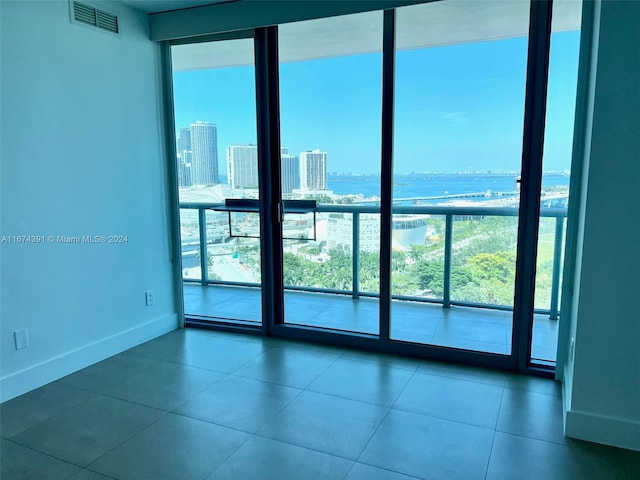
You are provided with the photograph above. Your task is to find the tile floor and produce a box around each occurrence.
[184,284,558,361]
[2,328,638,480]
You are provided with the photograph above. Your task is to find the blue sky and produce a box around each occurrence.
[173,30,579,174]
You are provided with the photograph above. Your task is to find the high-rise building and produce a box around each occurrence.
[281,147,299,195]
[190,122,218,186]
[176,127,193,186]
[300,149,327,191]
[178,151,193,187]
[179,127,191,156]
[226,144,258,189]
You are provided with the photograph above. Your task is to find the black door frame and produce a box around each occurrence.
[168,0,556,376]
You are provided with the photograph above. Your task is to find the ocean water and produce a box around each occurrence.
[328,174,569,199]
[216,173,570,201]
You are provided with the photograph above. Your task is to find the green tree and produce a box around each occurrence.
[408,244,429,263]
[195,250,214,267]
[283,252,306,286]
[391,250,407,273]
[392,272,420,296]
[467,251,516,282]
[322,246,352,290]
[360,251,380,292]
[413,261,445,297]
[450,251,516,305]
[450,266,474,290]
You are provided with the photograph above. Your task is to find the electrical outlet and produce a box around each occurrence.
[14,329,29,350]
[145,290,155,306]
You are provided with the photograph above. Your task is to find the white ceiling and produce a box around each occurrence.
[118,0,229,14]
[171,0,582,72]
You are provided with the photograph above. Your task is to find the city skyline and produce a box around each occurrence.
[176,123,570,197]
[181,138,328,193]
[177,123,570,187]
[173,30,579,175]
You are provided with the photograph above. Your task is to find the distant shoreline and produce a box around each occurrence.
[327,172,569,178]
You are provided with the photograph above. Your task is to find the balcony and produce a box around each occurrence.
[179,203,566,363]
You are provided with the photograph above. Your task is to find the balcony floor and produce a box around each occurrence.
[184,284,558,362]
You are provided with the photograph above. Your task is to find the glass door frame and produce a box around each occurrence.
[166,0,559,376]
[168,29,268,335]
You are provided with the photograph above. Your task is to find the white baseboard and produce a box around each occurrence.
[565,409,640,452]
[0,313,179,403]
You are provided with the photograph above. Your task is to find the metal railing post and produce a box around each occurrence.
[549,214,564,320]
[443,214,453,308]
[198,207,208,285]
[352,211,360,299]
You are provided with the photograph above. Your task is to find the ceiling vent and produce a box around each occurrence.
[72,1,119,34]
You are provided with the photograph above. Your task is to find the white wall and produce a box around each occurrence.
[0,0,178,402]
[563,0,640,451]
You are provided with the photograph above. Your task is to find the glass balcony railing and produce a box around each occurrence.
[180,203,566,320]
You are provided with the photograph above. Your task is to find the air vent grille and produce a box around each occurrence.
[73,1,119,34]
[96,10,119,33]
[73,1,96,25]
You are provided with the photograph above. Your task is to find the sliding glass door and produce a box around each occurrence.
[169,0,582,373]
[171,35,263,325]
[389,1,530,355]
[277,11,384,335]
